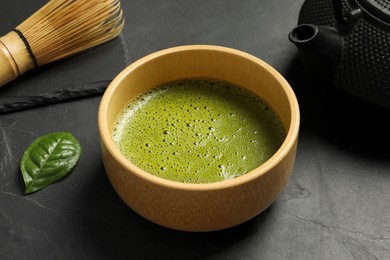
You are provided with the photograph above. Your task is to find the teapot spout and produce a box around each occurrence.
[288,24,342,81]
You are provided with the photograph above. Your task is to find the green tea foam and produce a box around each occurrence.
[112,79,286,183]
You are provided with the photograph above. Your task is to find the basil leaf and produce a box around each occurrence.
[20,132,81,194]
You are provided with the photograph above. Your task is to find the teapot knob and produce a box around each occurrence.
[332,0,362,32]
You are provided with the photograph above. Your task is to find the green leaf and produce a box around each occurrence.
[20,132,81,194]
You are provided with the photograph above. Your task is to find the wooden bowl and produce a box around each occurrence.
[98,45,300,232]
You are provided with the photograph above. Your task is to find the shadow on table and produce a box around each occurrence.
[284,56,390,160]
[102,206,272,260]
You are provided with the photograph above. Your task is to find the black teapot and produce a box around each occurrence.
[289,0,390,108]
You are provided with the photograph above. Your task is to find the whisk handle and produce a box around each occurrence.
[0,31,35,87]
[0,40,18,87]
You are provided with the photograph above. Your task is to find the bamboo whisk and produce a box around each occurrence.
[0,0,124,87]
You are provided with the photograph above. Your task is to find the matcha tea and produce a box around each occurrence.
[112,79,286,183]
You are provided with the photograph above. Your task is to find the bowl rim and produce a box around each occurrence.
[98,44,300,191]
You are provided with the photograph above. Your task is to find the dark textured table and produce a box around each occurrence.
[1,0,389,259]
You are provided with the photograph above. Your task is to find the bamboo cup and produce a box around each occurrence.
[98,45,300,232]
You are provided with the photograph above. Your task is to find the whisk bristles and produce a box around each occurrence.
[0,0,124,87]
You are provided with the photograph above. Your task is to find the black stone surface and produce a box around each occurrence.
[1,0,389,259]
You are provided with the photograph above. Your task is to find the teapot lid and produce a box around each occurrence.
[357,0,390,23]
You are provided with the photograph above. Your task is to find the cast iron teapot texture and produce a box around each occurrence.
[289,0,390,108]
